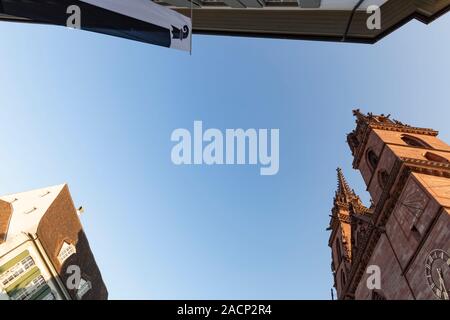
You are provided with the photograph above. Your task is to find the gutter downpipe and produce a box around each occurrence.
[342,0,365,42]
[26,233,72,300]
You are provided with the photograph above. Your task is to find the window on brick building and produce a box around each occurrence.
[424,152,450,164]
[378,170,389,190]
[0,255,36,288]
[401,134,432,148]
[367,150,379,171]
[58,241,76,265]
[76,278,92,300]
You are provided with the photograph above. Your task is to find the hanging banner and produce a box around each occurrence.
[0,0,192,51]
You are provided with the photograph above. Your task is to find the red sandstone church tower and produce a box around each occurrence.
[329,110,450,300]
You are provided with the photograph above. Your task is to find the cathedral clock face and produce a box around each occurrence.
[425,249,450,300]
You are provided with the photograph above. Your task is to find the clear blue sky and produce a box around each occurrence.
[0,13,449,300]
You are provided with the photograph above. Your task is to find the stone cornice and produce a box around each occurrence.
[351,123,438,169]
[401,157,450,178]
[338,213,351,224]
[368,123,438,136]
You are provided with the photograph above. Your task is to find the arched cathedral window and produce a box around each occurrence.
[424,152,450,164]
[401,134,432,148]
[378,170,389,190]
[367,150,379,171]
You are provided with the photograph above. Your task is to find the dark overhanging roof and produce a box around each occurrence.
[174,0,450,43]
[0,0,449,44]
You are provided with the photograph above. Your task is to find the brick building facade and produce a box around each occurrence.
[0,184,107,300]
[329,110,450,300]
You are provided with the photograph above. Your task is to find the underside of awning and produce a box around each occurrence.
[0,0,449,44]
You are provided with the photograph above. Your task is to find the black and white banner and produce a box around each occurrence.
[0,0,192,51]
